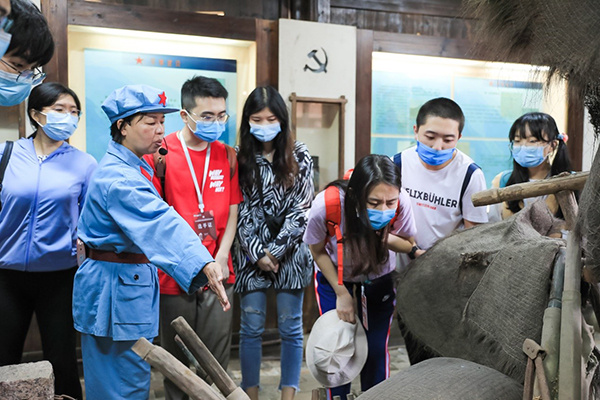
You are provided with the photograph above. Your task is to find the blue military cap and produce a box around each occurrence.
[101,84,180,124]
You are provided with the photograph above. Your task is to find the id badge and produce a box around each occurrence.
[193,210,217,242]
[361,285,369,331]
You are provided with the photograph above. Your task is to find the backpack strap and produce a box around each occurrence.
[225,144,237,179]
[324,185,344,286]
[499,170,512,188]
[458,162,481,214]
[393,152,402,171]
[0,141,14,212]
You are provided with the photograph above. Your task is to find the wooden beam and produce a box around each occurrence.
[41,0,68,85]
[317,0,330,23]
[256,19,278,88]
[372,31,527,63]
[471,171,588,207]
[171,317,239,398]
[330,0,470,19]
[373,30,473,60]
[355,29,373,162]
[67,0,256,41]
[566,87,584,171]
[131,338,222,400]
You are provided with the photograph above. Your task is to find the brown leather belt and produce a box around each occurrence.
[87,247,150,264]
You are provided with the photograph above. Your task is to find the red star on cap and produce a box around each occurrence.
[136,57,143,64]
[158,91,167,106]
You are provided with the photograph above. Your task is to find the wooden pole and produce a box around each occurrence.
[555,190,579,230]
[472,172,588,207]
[171,316,242,398]
[131,338,221,400]
[558,230,583,400]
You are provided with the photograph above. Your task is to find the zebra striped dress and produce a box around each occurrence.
[233,141,314,293]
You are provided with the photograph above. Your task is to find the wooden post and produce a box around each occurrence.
[555,190,579,231]
[171,317,244,399]
[558,230,583,400]
[471,172,588,207]
[131,338,221,400]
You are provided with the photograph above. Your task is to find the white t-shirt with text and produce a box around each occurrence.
[399,145,488,253]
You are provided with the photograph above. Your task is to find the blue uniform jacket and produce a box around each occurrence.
[72,141,214,340]
[0,138,97,272]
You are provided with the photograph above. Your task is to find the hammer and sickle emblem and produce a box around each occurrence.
[304,47,328,73]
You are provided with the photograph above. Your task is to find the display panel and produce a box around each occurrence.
[371,53,567,187]
[84,48,237,161]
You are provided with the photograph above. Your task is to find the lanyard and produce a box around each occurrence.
[177,131,211,212]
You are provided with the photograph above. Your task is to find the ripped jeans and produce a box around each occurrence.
[239,289,304,391]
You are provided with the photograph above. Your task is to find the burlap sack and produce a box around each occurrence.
[396,201,564,382]
[359,357,523,400]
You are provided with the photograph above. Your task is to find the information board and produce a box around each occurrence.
[84,49,237,161]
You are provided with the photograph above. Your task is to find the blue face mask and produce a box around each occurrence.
[0,17,12,58]
[38,112,79,141]
[367,208,396,230]
[250,122,281,142]
[416,141,455,166]
[511,145,547,168]
[0,69,33,106]
[0,33,10,59]
[186,111,225,143]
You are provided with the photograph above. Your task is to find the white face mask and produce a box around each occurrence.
[249,122,281,142]
[37,111,79,141]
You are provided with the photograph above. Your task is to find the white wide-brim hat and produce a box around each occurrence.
[305,310,368,387]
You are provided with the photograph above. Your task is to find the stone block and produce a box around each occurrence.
[0,361,54,400]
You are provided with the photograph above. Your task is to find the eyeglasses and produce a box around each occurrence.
[186,110,229,124]
[509,141,549,151]
[42,108,82,118]
[0,58,46,84]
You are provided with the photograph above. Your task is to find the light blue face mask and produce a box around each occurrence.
[416,141,455,166]
[37,112,79,141]
[367,208,396,230]
[250,122,281,143]
[0,69,33,106]
[0,17,12,58]
[186,110,225,143]
[511,145,547,168]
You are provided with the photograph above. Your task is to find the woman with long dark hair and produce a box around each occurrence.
[490,112,572,223]
[304,154,419,399]
[0,82,96,399]
[234,86,314,400]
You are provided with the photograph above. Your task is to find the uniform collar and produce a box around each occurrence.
[107,140,154,179]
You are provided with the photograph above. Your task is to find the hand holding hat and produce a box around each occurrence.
[306,310,368,387]
[101,84,179,124]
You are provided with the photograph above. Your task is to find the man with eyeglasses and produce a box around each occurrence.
[144,75,242,400]
[0,0,53,107]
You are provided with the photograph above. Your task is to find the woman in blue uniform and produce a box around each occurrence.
[72,84,230,400]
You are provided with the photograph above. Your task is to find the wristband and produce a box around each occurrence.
[408,245,420,260]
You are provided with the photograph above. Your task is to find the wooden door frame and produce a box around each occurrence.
[289,92,347,179]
